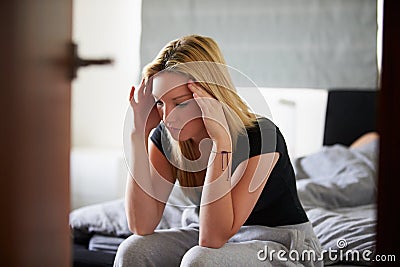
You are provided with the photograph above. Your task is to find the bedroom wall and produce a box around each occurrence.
[71,0,141,209]
[141,0,378,89]
[70,0,379,209]
[72,0,141,149]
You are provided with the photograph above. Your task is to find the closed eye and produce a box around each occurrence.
[176,102,188,108]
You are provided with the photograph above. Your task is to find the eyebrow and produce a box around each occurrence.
[172,93,193,100]
[153,93,193,102]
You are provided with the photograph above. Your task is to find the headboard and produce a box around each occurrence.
[237,87,378,159]
[323,89,378,147]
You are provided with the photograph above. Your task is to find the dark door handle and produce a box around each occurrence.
[69,42,113,80]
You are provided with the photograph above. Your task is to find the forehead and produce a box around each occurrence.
[152,72,189,99]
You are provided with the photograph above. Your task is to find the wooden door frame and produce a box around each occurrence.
[376,0,400,264]
[0,1,72,266]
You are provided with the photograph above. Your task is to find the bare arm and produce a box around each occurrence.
[186,81,280,247]
[199,149,279,248]
[350,132,379,148]
[125,79,175,235]
[125,134,175,235]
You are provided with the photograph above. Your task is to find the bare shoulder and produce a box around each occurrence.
[350,132,379,148]
[148,140,175,184]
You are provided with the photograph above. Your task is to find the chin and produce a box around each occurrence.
[168,130,189,142]
[176,134,191,142]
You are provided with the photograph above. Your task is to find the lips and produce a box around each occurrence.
[166,126,181,132]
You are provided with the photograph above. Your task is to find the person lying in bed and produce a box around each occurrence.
[114,35,322,267]
[349,132,379,149]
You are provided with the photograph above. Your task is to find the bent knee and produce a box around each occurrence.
[181,245,217,267]
[114,234,157,266]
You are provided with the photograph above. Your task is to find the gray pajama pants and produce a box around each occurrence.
[113,221,323,267]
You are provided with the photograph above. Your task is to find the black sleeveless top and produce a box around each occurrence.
[150,117,308,227]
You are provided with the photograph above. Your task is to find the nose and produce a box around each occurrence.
[161,104,176,125]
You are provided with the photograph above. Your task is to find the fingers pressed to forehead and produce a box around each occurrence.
[129,85,135,101]
[140,77,145,87]
[188,83,215,100]
[136,78,145,96]
[187,81,203,95]
[144,77,154,96]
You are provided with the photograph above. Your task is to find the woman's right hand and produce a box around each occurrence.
[129,78,161,137]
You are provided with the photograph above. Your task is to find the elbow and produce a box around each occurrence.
[199,235,227,249]
[132,228,154,236]
[129,225,154,236]
[127,220,155,236]
[199,225,238,248]
[125,207,161,236]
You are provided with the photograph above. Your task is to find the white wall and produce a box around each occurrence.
[237,88,328,160]
[70,148,127,209]
[377,0,383,74]
[72,0,142,149]
[71,0,141,209]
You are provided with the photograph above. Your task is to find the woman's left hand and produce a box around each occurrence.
[187,81,231,145]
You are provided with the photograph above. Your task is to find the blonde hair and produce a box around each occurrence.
[143,35,256,187]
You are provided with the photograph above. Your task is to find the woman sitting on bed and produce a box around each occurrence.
[114,35,322,266]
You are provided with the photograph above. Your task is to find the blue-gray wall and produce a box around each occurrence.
[141,0,377,89]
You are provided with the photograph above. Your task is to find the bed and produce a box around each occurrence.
[70,89,378,267]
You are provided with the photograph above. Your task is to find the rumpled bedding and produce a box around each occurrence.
[70,140,378,266]
[294,140,378,265]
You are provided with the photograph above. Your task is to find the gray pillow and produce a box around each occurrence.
[69,194,189,245]
[69,198,131,244]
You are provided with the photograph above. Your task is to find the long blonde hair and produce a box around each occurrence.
[143,35,256,187]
